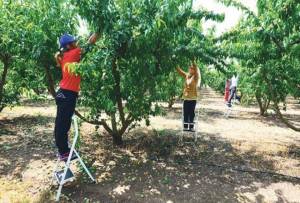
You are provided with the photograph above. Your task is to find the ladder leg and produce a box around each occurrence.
[55,117,79,202]
[55,159,71,201]
[225,106,231,118]
[180,128,183,144]
[195,105,200,142]
[73,116,95,182]
[195,121,198,142]
[57,151,74,201]
[55,182,63,201]
[180,101,184,144]
[73,149,95,182]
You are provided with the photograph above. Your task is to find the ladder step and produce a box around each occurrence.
[55,168,74,184]
[182,131,196,133]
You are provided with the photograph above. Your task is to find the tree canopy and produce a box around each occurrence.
[218,0,300,131]
[1,0,299,144]
[67,0,227,144]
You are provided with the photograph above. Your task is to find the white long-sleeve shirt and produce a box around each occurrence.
[230,76,239,89]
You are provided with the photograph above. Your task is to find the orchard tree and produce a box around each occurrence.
[0,1,42,112]
[0,0,75,112]
[22,0,75,97]
[69,0,225,145]
[220,0,300,130]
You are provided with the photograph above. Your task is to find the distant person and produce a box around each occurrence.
[176,62,201,131]
[54,33,98,161]
[224,79,231,102]
[227,75,239,107]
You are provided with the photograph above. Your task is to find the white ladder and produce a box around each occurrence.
[224,96,240,118]
[224,104,233,118]
[224,89,238,118]
[53,116,96,202]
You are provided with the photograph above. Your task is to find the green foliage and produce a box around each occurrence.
[206,70,225,94]
[161,71,183,108]
[68,0,225,144]
[220,0,300,126]
[0,1,40,110]
[2,0,297,133]
[0,0,75,111]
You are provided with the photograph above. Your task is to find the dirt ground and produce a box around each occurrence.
[0,88,300,203]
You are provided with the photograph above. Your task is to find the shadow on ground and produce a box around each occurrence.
[0,115,56,178]
[53,128,300,203]
[0,112,299,202]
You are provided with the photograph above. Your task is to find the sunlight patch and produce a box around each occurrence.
[111,185,131,197]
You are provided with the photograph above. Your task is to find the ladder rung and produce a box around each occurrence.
[55,168,74,184]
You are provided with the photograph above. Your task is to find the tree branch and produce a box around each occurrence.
[273,103,300,132]
[111,112,118,133]
[0,56,10,109]
[118,114,134,136]
[289,38,300,47]
[75,110,113,134]
[111,58,126,125]
[43,63,113,133]
[264,71,300,132]
[43,65,56,97]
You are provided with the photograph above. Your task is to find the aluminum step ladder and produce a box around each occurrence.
[224,88,240,118]
[224,97,239,118]
[224,104,233,118]
[53,116,96,202]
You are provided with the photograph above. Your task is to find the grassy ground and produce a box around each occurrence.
[0,88,299,203]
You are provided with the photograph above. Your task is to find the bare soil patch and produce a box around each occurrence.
[0,88,299,203]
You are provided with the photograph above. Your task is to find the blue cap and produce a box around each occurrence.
[59,34,76,49]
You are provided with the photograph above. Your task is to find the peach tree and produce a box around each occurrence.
[0,1,74,112]
[220,0,300,130]
[69,0,225,145]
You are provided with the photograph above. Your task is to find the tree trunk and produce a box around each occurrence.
[112,132,123,145]
[168,96,175,108]
[43,58,135,143]
[43,61,130,141]
[256,94,264,116]
[110,112,124,145]
[263,71,300,132]
[0,59,9,112]
[255,93,269,116]
[274,101,300,132]
[44,65,56,97]
[111,59,126,125]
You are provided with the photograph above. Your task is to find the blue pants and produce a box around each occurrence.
[183,100,196,129]
[54,89,78,154]
[228,87,237,104]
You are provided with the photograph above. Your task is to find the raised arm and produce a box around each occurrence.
[176,66,187,78]
[54,52,63,67]
[198,68,202,86]
[87,33,99,45]
[81,33,100,59]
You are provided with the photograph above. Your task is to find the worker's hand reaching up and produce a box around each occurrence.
[88,33,99,44]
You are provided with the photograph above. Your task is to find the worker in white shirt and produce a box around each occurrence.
[227,75,239,107]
